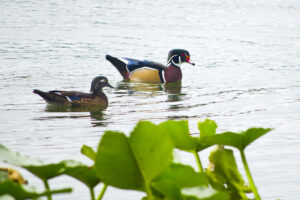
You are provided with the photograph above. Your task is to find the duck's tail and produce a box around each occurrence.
[33,89,69,105]
[106,55,129,80]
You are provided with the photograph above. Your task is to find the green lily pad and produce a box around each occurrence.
[182,186,229,200]
[24,163,65,180]
[0,145,65,181]
[151,163,209,200]
[0,170,8,182]
[205,147,250,199]
[95,131,144,190]
[81,145,96,161]
[151,180,182,200]
[95,121,174,192]
[63,160,100,189]
[153,163,208,189]
[197,128,272,151]
[0,179,71,200]
[0,194,15,200]
[0,144,42,166]
[198,119,217,139]
[158,120,197,151]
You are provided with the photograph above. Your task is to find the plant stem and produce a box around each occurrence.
[97,184,108,200]
[240,150,261,200]
[193,151,204,173]
[144,182,154,200]
[43,179,52,200]
[89,187,95,200]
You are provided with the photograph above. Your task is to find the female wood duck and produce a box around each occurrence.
[33,76,113,107]
[106,49,195,83]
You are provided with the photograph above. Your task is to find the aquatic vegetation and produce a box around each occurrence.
[0,119,271,200]
[0,167,27,184]
[0,180,71,200]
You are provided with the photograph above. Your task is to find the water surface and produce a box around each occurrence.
[0,0,300,199]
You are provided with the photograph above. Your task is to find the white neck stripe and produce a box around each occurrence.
[162,70,166,83]
[171,60,181,68]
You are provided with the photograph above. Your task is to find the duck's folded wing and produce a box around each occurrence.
[123,58,166,72]
[50,91,92,102]
[33,89,69,104]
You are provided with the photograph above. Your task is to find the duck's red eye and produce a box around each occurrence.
[186,55,190,62]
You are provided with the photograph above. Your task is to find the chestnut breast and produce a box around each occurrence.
[164,66,182,83]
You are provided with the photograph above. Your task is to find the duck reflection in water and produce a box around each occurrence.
[115,80,185,114]
[45,105,108,127]
[116,80,184,100]
[163,81,185,102]
[116,81,163,96]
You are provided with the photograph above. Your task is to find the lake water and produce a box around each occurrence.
[0,0,299,199]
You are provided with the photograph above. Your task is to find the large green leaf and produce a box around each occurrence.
[95,131,144,190]
[158,121,197,151]
[129,121,174,182]
[25,163,65,180]
[0,145,65,181]
[197,128,272,151]
[0,145,42,166]
[182,186,229,200]
[63,160,101,189]
[205,147,250,199]
[81,145,96,161]
[95,121,174,192]
[198,119,217,139]
[241,128,272,150]
[0,194,15,200]
[151,163,209,200]
[151,180,182,200]
[0,169,9,183]
[0,180,71,200]
[153,163,208,189]
[157,119,216,153]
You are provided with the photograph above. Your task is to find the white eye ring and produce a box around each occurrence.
[100,79,106,82]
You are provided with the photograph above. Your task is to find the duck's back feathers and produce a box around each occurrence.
[124,58,166,71]
[106,55,128,79]
[33,89,71,105]
[106,55,166,83]
[33,90,108,107]
[50,90,93,100]
[54,91,108,107]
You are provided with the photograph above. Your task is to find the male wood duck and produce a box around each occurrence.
[33,76,113,107]
[106,49,195,83]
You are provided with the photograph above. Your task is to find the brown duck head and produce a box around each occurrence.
[90,76,113,94]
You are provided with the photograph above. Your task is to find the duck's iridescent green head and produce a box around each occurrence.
[167,49,195,66]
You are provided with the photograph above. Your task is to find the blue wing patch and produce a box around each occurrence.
[68,96,81,101]
[49,90,83,102]
[122,58,141,71]
[122,58,165,72]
